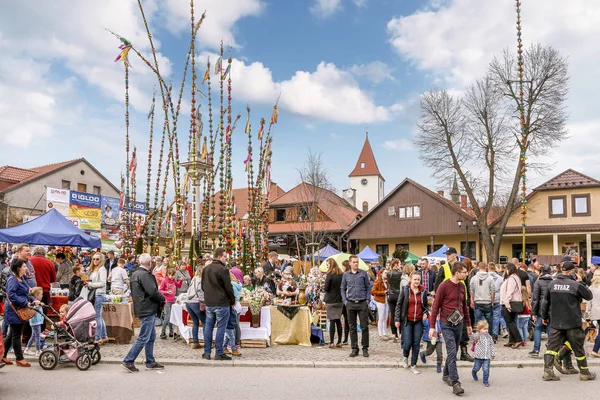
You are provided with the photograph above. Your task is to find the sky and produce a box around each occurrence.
[1,0,600,201]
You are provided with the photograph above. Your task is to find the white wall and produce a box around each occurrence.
[350,175,383,212]
[3,160,119,211]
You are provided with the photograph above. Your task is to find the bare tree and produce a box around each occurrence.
[294,150,339,263]
[415,44,569,262]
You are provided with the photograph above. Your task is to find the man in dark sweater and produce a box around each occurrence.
[201,247,235,361]
[340,255,371,358]
[429,261,472,396]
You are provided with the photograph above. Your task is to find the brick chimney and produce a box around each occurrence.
[460,194,467,210]
[437,190,444,197]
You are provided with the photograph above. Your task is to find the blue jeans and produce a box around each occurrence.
[223,308,238,350]
[517,315,530,342]
[204,306,230,356]
[26,324,43,351]
[123,313,156,366]
[160,302,174,336]
[185,302,206,345]
[492,303,505,337]
[94,294,108,340]
[532,317,551,352]
[402,320,423,367]
[472,358,491,384]
[440,321,462,385]
[474,303,493,334]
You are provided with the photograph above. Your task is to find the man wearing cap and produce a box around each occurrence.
[434,247,474,362]
[529,264,554,358]
[540,261,595,381]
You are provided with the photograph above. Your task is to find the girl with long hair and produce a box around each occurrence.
[86,252,108,344]
[324,258,344,348]
[500,263,523,348]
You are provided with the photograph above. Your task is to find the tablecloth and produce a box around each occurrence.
[171,304,271,345]
[102,303,133,344]
[269,306,311,346]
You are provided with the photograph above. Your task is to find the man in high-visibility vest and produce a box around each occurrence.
[433,247,474,362]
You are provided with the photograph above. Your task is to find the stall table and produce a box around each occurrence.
[270,306,311,346]
[102,302,133,344]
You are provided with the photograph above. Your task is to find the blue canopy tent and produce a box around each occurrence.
[305,244,340,262]
[0,208,101,248]
[424,244,465,262]
[592,256,600,265]
[357,246,380,263]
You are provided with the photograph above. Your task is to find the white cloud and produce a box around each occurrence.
[353,0,369,7]
[387,0,600,175]
[160,0,264,48]
[383,138,415,151]
[199,53,393,124]
[348,61,394,84]
[310,0,342,18]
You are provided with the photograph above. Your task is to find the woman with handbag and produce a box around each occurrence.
[185,265,206,349]
[2,259,40,367]
[87,252,108,344]
[500,263,523,349]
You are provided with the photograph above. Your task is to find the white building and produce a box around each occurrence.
[343,134,385,213]
[0,158,119,227]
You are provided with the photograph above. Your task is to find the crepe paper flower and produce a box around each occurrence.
[114,39,132,67]
[270,105,278,125]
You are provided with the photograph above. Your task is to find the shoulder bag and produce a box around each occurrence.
[509,275,524,313]
[8,297,37,321]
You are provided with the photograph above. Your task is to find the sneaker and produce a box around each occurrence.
[401,357,409,369]
[501,329,509,338]
[201,354,211,360]
[442,375,453,386]
[528,350,539,358]
[159,335,167,340]
[420,351,427,364]
[436,364,442,373]
[35,350,41,357]
[452,383,464,395]
[232,350,242,357]
[145,362,164,370]
[24,348,35,356]
[410,366,421,375]
[121,363,139,373]
[223,348,232,355]
[191,343,201,349]
[472,370,478,381]
[483,382,490,387]
[214,354,232,361]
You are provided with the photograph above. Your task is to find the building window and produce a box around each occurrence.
[61,180,71,190]
[395,244,410,251]
[572,194,590,216]
[548,195,566,217]
[77,183,87,192]
[275,209,286,222]
[360,162,365,169]
[387,206,396,216]
[362,202,369,212]
[426,244,443,254]
[512,243,538,262]
[93,186,101,195]
[375,244,389,257]
[398,204,421,219]
[460,241,477,259]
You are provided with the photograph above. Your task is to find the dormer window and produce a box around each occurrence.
[360,162,365,168]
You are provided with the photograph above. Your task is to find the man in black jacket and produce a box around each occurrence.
[541,262,595,382]
[122,253,165,373]
[529,264,553,358]
[202,247,235,361]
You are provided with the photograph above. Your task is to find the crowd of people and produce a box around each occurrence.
[1,242,598,397]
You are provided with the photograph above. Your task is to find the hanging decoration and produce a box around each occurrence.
[516,0,528,264]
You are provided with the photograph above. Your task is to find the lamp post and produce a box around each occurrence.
[457,218,477,259]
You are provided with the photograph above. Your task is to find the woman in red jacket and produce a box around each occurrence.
[395,272,429,374]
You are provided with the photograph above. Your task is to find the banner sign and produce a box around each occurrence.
[101,196,121,224]
[47,188,70,203]
[69,205,102,220]
[69,190,101,209]
[46,201,70,215]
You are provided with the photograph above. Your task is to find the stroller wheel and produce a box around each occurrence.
[39,350,58,370]
[91,348,101,365]
[76,354,92,371]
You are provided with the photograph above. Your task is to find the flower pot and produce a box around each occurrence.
[251,313,260,328]
[298,288,307,305]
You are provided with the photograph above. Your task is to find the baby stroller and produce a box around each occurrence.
[38,297,101,371]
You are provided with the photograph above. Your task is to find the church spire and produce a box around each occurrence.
[349,134,384,181]
[451,174,460,205]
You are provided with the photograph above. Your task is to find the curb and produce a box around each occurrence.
[23,355,600,369]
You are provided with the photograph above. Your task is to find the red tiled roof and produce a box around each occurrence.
[534,169,600,191]
[0,159,84,193]
[270,182,361,232]
[348,136,384,180]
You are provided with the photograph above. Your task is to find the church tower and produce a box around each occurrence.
[345,133,385,213]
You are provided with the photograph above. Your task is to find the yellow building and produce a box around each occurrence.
[495,169,600,265]
[346,178,479,261]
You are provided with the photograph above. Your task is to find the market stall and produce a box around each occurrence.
[270,305,311,346]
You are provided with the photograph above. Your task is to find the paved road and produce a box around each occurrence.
[1,364,596,400]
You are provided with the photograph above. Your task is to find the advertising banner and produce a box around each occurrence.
[69,190,101,209]
[46,201,70,215]
[101,196,121,224]
[69,204,102,220]
[47,187,70,203]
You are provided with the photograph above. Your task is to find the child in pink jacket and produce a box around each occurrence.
[159,269,182,339]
